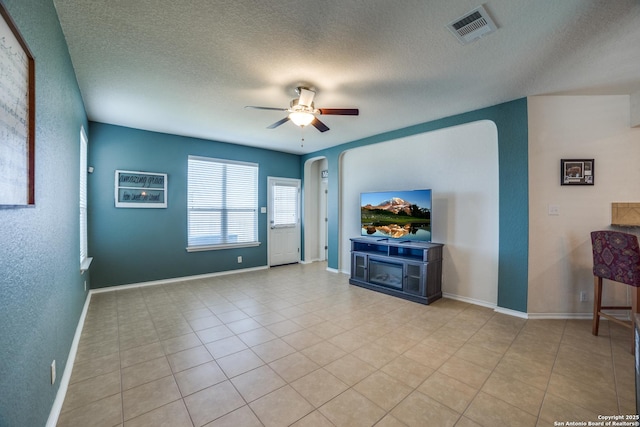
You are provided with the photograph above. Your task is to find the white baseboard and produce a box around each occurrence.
[440,293,612,320]
[46,291,92,427]
[493,306,529,319]
[301,258,327,264]
[442,292,497,310]
[526,311,631,320]
[527,312,592,320]
[90,265,269,294]
[441,292,530,319]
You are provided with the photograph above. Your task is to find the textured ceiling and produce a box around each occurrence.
[53,0,640,154]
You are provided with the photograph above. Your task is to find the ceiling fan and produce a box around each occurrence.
[245,86,359,132]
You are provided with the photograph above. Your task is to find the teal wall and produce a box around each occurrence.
[0,1,89,426]
[302,99,529,312]
[0,4,528,421]
[87,122,301,288]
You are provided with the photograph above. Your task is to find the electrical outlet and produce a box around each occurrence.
[579,291,588,302]
[237,256,242,263]
[51,360,56,385]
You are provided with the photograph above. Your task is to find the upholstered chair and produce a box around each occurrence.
[591,230,640,353]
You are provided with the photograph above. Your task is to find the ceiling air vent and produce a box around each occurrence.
[447,5,497,45]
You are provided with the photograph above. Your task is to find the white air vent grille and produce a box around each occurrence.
[447,5,497,45]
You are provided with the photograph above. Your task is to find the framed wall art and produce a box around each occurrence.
[115,170,167,208]
[561,159,594,186]
[0,3,35,207]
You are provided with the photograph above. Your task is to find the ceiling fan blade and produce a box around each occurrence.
[311,117,330,132]
[298,88,316,107]
[318,108,359,116]
[267,116,290,129]
[245,106,288,111]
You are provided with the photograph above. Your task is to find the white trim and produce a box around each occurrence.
[440,294,631,320]
[90,266,269,294]
[442,292,497,310]
[442,293,632,320]
[526,312,591,320]
[326,267,341,274]
[442,292,530,319]
[494,306,529,319]
[526,311,631,320]
[80,256,93,274]
[46,291,91,427]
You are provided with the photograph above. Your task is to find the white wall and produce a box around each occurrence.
[528,95,640,315]
[340,120,499,306]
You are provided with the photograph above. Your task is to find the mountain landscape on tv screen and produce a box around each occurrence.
[361,196,431,239]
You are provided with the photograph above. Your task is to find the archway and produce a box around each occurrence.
[303,156,328,263]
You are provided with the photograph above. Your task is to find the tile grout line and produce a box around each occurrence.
[60,265,631,427]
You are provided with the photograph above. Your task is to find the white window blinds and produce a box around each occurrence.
[79,128,88,265]
[272,184,298,227]
[187,156,258,250]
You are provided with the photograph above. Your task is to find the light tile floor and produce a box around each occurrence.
[57,262,636,427]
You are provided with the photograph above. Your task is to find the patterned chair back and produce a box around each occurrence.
[591,230,640,287]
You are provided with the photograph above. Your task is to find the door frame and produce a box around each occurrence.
[267,176,301,267]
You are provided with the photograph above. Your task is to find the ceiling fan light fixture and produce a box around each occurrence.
[247,85,357,132]
[289,111,314,127]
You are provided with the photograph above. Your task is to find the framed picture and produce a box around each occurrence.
[561,159,594,186]
[115,170,168,208]
[0,3,36,207]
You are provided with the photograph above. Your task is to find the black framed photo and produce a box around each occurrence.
[561,159,594,185]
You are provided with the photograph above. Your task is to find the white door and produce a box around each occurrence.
[268,177,301,266]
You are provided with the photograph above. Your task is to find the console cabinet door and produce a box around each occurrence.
[352,253,368,282]
[403,262,424,296]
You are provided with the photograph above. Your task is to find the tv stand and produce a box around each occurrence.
[349,237,443,304]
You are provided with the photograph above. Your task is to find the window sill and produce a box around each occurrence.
[186,242,261,252]
[80,257,93,274]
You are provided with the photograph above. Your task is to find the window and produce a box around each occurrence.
[79,127,91,272]
[187,155,259,251]
[271,183,298,228]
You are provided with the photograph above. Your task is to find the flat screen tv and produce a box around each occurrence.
[360,189,432,241]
